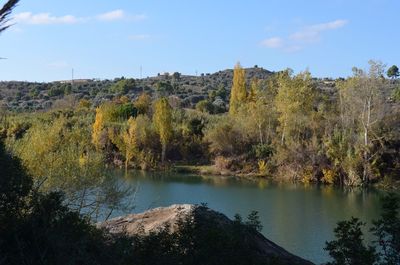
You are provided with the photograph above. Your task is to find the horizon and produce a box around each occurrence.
[0,0,399,82]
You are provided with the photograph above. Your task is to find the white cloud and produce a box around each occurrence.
[260,37,283,48]
[97,10,147,21]
[261,19,348,52]
[290,19,348,43]
[13,9,147,25]
[310,19,348,31]
[97,10,125,21]
[14,12,80,25]
[129,34,150,40]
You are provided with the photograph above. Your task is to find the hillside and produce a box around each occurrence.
[0,67,273,111]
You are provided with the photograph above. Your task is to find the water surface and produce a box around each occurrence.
[111,170,384,264]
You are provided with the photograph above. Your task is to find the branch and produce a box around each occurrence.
[0,0,19,34]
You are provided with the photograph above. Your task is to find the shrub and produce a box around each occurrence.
[322,168,336,185]
[252,144,274,160]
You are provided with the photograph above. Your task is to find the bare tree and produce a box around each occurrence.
[0,0,19,34]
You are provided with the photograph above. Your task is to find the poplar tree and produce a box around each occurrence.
[122,117,138,170]
[92,107,105,151]
[275,70,315,145]
[153,97,173,163]
[247,78,259,104]
[229,63,247,115]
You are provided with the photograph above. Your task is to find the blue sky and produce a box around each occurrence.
[0,0,398,82]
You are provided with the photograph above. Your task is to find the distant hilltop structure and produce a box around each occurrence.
[54,79,92,84]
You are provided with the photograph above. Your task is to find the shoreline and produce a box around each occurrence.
[171,164,400,190]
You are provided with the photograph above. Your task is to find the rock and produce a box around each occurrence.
[99,204,314,265]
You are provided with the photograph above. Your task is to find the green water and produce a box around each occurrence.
[112,170,385,264]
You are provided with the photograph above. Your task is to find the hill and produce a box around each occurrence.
[0,67,274,111]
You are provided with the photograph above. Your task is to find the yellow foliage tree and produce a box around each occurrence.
[92,107,105,151]
[134,93,152,115]
[247,78,259,103]
[122,117,138,170]
[275,70,315,145]
[153,97,173,163]
[229,62,247,115]
[108,117,138,170]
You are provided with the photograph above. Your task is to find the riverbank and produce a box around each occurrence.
[173,164,266,179]
[172,164,400,190]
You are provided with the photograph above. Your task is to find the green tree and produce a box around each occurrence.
[153,97,173,163]
[229,62,247,115]
[216,84,228,100]
[196,99,214,113]
[387,65,399,79]
[156,81,173,96]
[325,217,377,265]
[371,193,400,265]
[110,78,136,94]
[0,140,32,217]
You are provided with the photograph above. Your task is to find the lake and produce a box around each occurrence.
[111,170,385,264]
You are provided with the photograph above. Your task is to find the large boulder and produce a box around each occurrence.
[99,204,314,265]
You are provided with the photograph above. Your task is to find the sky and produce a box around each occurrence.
[0,0,399,82]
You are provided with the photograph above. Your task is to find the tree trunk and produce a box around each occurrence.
[161,143,166,163]
[125,150,129,171]
[258,123,263,145]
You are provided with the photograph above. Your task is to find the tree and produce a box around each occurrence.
[110,78,136,94]
[247,78,259,103]
[216,84,228,100]
[0,141,133,265]
[0,140,32,217]
[0,0,19,34]
[134,93,152,115]
[156,81,173,96]
[153,97,173,163]
[371,193,400,265]
[229,63,247,115]
[122,117,138,170]
[14,115,130,221]
[337,60,387,183]
[196,99,214,113]
[387,65,399,79]
[92,106,106,151]
[275,70,315,145]
[325,217,377,265]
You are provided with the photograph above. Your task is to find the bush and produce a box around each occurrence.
[252,144,274,159]
[392,86,400,102]
[110,78,136,94]
[48,87,65,97]
[196,99,214,113]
